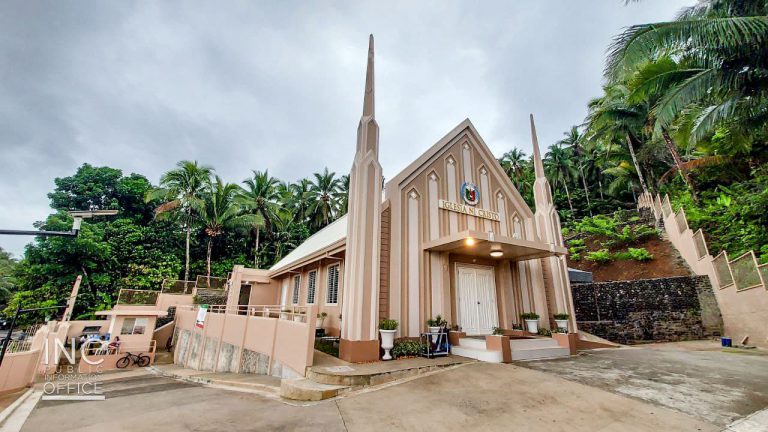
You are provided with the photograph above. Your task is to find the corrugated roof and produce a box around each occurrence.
[269,215,347,273]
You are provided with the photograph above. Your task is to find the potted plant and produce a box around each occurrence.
[521,312,540,333]
[293,310,306,322]
[426,315,446,343]
[280,309,290,320]
[316,312,328,329]
[379,319,398,360]
[553,313,569,332]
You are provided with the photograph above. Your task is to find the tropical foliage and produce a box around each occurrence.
[3,162,348,323]
[498,0,768,263]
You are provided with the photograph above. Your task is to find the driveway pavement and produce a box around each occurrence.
[21,361,716,432]
[519,341,768,427]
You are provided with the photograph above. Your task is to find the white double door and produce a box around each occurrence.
[456,264,499,335]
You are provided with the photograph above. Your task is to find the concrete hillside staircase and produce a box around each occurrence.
[452,336,570,362]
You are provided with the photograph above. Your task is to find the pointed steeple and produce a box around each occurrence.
[530,114,546,180]
[363,34,375,118]
[340,35,383,362]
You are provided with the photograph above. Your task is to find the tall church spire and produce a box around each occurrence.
[340,35,383,363]
[530,113,577,333]
[363,34,375,118]
[530,114,546,181]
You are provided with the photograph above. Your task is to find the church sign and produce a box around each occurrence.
[438,199,501,221]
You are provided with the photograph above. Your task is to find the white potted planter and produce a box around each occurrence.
[293,313,305,323]
[554,313,569,332]
[521,312,540,334]
[426,315,445,343]
[379,319,398,361]
[280,310,290,320]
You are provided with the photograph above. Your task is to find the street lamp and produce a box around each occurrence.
[0,209,118,237]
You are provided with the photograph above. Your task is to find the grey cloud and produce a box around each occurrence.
[0,0,692,256]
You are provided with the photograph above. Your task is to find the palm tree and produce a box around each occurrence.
[584,85,651,195]
[608,1,768,148]
[282,179,313,224]
[338,174,350,216]
[308,168,343,230]
[146,160,213,281]
[238,170,280,267]
[557,126,592,215]
[196,176,263,278]
[500,149,527,179]
[544,144,577,214]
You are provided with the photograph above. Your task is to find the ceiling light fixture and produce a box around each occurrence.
[490,244,503,258]
[465,237,475,246]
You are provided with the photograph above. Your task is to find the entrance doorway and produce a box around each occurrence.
[456,264,499,335]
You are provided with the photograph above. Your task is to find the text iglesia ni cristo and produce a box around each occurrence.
[438,199,501,221]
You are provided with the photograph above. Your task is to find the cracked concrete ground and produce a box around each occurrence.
[518,341,768,428]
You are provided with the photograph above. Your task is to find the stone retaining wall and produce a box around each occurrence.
[573,275,722,344]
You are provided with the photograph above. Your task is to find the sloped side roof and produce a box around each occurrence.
[269,215,347,274]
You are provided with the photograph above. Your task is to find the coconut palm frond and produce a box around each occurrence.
[658,155,728,184]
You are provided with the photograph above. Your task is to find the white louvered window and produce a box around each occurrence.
[326,264,339,305]
[292,275,301,305]
[307,270,317,304]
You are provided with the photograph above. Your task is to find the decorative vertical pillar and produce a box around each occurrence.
[340,35,383,362]
[530,114,578,332]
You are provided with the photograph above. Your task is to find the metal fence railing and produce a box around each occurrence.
[713,251,734,289]
[195,276,227,290]
[161,279,195,295]
[730,251,763,291]
[661,195,673,218]
[693,229,709,260]
[117,289,160,305]
[3,340,33,354]
[182,304,312,323]
[675,208,688,233]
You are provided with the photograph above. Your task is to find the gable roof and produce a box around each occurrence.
[386,118,533,218]
[269,215,347,275]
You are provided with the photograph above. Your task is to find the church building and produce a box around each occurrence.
[225,35,576,363]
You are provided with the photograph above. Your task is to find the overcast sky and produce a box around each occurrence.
[0,0,693,257]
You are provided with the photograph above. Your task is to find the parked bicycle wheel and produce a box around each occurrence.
[116,356,131,369]
[137,355,150,367]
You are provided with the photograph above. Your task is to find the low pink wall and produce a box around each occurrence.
[0,350,41,394]
[248,281,281,306]
[65,320,110,340]
[78,344,156,373]
[272,319,315,375]
[157,293,194,312]
[175,305,316,377]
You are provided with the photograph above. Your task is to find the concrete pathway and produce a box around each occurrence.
[519,342,768,427]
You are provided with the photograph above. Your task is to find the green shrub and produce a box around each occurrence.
[491,326,504,335]
[570,252,581,261]
[537,328,552,336]
[554,327,568,334]
[314,340,339,357]
[553,313,569,320]
[391,339,425,358]
[521,312,539,320]
[426,314,446,327]
[628,247,654,261]
[585,249,611,263]
[379,319,398,331]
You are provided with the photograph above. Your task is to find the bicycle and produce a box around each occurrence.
[116,351,151,368]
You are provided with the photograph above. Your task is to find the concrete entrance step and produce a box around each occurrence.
[511,346,570,361]
[450,345,503,363]
[280,378,347,401]
[510,338,561,350]
[456,337,487,350]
